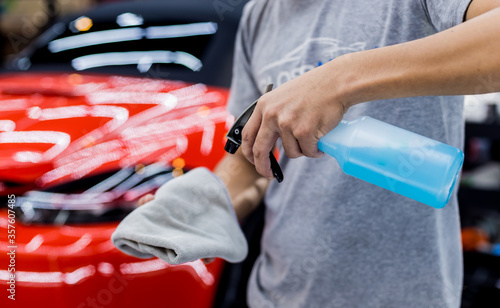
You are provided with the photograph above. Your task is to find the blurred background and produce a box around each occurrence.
[1,0,95,64]
[0,1,499,308]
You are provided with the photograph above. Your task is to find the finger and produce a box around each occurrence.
[241,104,263,165]
[203,258,215,264]
[138,196,146,206]
[294,126,325,158]
[253,124,279,179]
[138,194,154,206]
[297,137,324,158]
[280,127,303,159]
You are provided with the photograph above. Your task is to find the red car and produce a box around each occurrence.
[0,1,250,307]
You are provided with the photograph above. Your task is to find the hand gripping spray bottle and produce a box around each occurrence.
[225,85,464,209]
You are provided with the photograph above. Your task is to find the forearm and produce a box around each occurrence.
[214,150,268,221]
[328,7,500,108]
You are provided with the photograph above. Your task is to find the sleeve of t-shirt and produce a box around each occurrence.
[226,1,262,118]
[422,0,473,32]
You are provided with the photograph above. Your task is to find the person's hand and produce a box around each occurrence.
[241,63,350,179]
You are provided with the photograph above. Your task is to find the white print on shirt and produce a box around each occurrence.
[258,37,366,90]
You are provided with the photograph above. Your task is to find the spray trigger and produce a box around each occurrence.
[224,84,283,183]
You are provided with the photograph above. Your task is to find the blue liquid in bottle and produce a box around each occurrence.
[317,116,464,208]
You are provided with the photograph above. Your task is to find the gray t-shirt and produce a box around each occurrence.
[227,0,471,307]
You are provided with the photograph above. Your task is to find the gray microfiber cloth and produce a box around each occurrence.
[111,167,248,264]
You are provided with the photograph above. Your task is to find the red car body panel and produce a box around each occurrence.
[0,213,225,308]
[0,73,231,188]
[0,72,233,307]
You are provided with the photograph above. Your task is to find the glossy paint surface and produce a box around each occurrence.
[0,72,232,307]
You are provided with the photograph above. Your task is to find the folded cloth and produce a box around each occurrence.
[111,167,248,264]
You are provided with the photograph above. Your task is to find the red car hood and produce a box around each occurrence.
[0,72,232,193]
[0,72,234,308]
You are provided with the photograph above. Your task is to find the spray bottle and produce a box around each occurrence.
[225,85,464,209]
